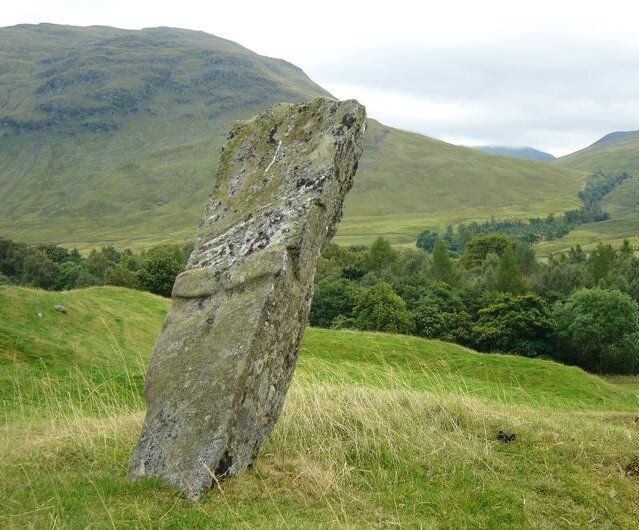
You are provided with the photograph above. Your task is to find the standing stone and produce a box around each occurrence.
[128,97,366,499]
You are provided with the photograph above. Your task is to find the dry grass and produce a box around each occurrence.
[2,287,638,528]
[2,378,639,529]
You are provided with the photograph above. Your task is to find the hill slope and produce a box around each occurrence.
[473,145,555,161]
[0,24,585,249]
[557,130,639,175]
[2,286,638,528]
[535,131,639,254]
[339,121,583,246]
[0,24,330,248]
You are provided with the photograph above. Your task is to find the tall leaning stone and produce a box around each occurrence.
[128,98,366,499]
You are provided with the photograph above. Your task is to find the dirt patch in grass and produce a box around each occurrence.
[626,456,639,478]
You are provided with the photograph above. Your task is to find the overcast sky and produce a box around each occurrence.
[3,0,639,155]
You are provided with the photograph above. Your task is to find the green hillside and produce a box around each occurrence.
[539,131,639,254]
[557,131,639,175]
[2,286,638,528]
[339,120,584,246]
[0,24,586,250]
[0,24,330,248]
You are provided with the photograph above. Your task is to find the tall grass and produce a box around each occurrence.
[3,352,639,529]
[1,287,638,528]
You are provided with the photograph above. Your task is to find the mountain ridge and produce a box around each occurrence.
[591,130,639,147]
[473,145,555,161]
[531,130,639,254]
[0,23,585,249]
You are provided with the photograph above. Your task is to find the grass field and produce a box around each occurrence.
[534,214,639,255]
[2,286,638,528]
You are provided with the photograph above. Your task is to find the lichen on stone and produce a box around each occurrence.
[128,97,366,499]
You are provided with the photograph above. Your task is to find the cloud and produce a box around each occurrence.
[311,33,639,155]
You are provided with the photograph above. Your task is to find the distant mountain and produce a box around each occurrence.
[0,24,584,249]
[473,146,555,162]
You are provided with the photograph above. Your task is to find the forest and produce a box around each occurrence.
[2,232,639,374]
[310,235,639,375]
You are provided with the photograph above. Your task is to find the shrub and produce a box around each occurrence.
[309,278,361,328]
[354,283,415,334]
[472,293,554,357]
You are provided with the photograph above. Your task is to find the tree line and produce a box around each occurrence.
[0,239,188,297]
[3,232,639,374]
[310,235,639,374]
[417,172,632,254]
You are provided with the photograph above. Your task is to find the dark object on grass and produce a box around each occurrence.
[497,430,517,443]
[53,305,68,314]
[626,456,639,477]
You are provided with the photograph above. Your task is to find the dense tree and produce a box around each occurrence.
[0,239,28,278]
[472,294,554,357]
[106,265,140,289]
[529,262,586,302]
[391,249,430,277]
[363,237,398,272]
[39,244,73,264]
[85,250,112,283]
[462,234,511,269]
[390,274,431,309]
[413,294,471,343]
[5,218,639,375]
[496,245,524,294]
[316,243,361,282]
[588,243,616,283]
[554,288,639,373]
[431,240,455,284]
[21,250,58,290]
[0,238,189,295]
[515,243,537,276]
[56,261,82,290]
[138,246,185,297]
[567,244,587,264]
[477,253,500,291]
[416,230,439,253]
[353,283,415,334]
[309,278,361,328]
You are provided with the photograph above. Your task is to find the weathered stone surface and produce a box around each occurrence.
[128,97,366,499]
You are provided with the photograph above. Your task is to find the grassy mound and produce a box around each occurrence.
[1,286,638,528]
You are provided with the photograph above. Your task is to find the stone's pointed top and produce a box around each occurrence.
[128,98,366,499]
[186,97,365,275]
